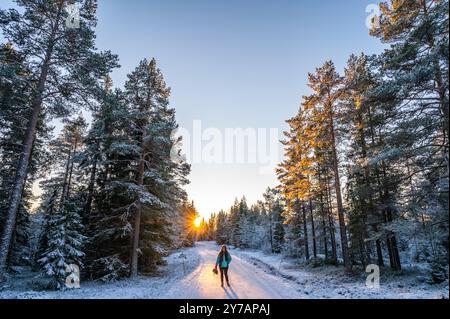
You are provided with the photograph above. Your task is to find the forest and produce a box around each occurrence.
[0,0,448,294]
[0,0,198,289]
[200,0,449,285]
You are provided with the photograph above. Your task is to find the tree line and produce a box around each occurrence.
[201,190,285,254]
[0,0,193,289]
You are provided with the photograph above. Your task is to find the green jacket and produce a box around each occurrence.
[216,252,232,268]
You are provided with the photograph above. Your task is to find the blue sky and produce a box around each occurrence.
[1,0,384,217]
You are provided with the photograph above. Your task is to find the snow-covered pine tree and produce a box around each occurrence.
[215,210,229,245]
[0,0,119,277]
[240,207,258,249]
[262,188,285,254]
[283,203,305,258]
[306,61,350,271]
[8,198,32,268]
[206,213,217,241]
[35,189,59,267]
[0,44,52,269]
[78,80,133,281]
[271,198,285,254]
[369,0,449,279]
[38,200,85,290]
[36,118,88,289]
[138,82,190,272]
[249,201,268,250]
[341,53,386,268]
[278,61,358,268]
[277,111,313,260]
[228,197,249,248]
[117,58,190,276]
[176,201,199,247]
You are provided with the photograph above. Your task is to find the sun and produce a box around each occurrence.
[193,217,202,229]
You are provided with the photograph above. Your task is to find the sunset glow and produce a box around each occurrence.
[193,217,202,229]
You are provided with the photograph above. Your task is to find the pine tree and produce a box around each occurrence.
[0,44,52,268]
[38,200,85,290]
[36,117,88,288]
[81,58,190,279]
[369,0,449,275]
[305,61,351,271]
[124,58,190,276]
[240,208,259,248]
[215,210,229,245]
[0,0,119,277]
[74,79,134,281]
[271,197,285,254]
[228,198,248,247]
[341,53,384,267]
[35,189,59,267]
[206,213,217,241]
[283,205,304,258]
[177,201,199,247]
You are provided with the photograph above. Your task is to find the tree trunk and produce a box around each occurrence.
[66,135,79,197]
[358,235,367,268]
[84,152,98,224]
[373,224,384,267]
[130,84,152,277]
[381,162,402,271]
[367,103,385,267]
[328,105,351,272]
[301,203,309,260]
[319,193,328,260]
[60,145,73,206]
[130,142,146,278]
[384,209,402,271]
[356,109,374,267]
[309,199,317,259]
[268,211,274,254]
[325,180,338,265]
[0,4,63,277]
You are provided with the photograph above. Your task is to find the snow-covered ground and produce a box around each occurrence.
[231,246,449,299]
[0,245,201,299]
[0,241,448,299]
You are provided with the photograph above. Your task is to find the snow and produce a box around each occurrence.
[163,242,295,299]
[0,242,447,299]
[230,246,449,299]
[0,245,201,299]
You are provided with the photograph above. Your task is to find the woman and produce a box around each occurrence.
[215,245,232,287]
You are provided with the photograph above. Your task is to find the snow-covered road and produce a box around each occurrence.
[1,241,447,299]
[164,241,298,299]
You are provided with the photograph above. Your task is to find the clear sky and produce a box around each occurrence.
[1,0,384,218]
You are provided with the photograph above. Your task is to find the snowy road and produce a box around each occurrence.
[164,242,298,299]
[1,241,447,299]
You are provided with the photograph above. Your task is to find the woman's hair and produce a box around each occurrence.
[218,245,229,262]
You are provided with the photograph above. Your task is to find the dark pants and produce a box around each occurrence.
[219,267,229,284]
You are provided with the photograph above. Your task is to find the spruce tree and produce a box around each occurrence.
[38,200,85,290]
[0,0,118,277]
[369,0,449,275]
[124,58,189,276]
[0,44,52,269]
[215,210,229,245]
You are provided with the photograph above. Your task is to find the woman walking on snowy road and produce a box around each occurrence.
[215,245,232,287]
